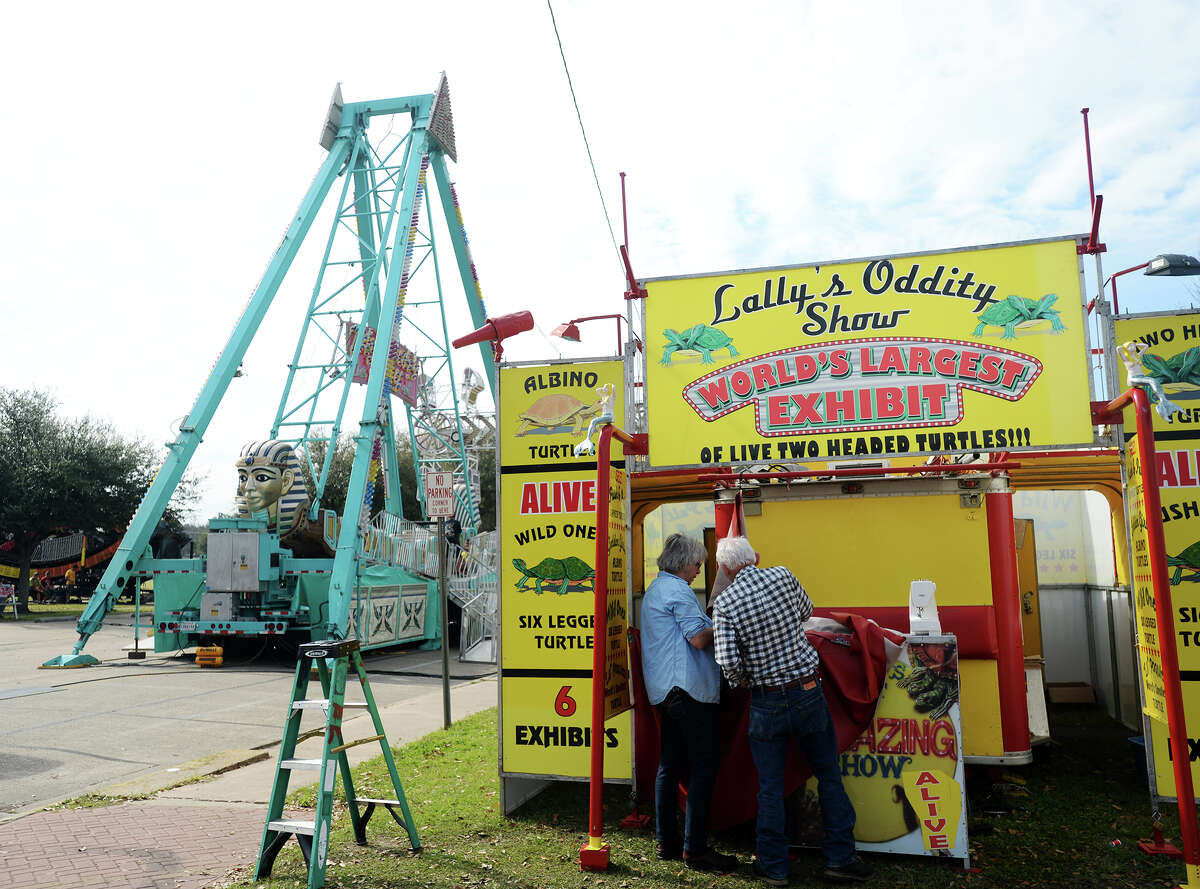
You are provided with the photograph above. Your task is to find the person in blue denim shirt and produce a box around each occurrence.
[713,536,872,886]
[640,533,738,874]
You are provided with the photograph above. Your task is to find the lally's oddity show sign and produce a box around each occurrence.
[643,236,1095,467]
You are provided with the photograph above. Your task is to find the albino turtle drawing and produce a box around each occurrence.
[972,294,1066,340]
[515,394,602,436]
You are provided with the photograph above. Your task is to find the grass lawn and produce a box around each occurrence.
[217,704,1187,889]
[7,601,138,621]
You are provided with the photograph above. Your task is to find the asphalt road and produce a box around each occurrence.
[0,615,494,816]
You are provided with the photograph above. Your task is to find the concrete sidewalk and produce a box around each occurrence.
[0,676,497,889]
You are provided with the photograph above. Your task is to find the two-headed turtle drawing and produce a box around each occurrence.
[972,294,1066,340]
[661,324,738,365]
[895,644,958,720]
[1168,541,1200,585]
[515,394,602,436]
[512,556,595,594]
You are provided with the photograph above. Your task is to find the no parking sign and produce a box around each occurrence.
[424,470,456,518]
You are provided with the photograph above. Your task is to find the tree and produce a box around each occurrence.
[0,388,198,611]
[297,431,496,532]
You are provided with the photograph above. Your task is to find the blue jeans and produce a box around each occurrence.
[655,687,719,855]
[748,683,856,878]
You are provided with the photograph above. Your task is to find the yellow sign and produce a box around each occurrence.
[501,677,632,778]
[499,361,630,778]
[1126,433,1168,724]
[1114,312,1200,793]
[801,637,967,860]
[644,237,1093,467]
[604,467,631,719]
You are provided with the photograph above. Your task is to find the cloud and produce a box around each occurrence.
[3,0,1200,519]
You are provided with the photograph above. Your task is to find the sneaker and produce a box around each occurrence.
[684,848,739,874]
[656,842,681,861]
[823,856,873,882]
[751,860,788,887]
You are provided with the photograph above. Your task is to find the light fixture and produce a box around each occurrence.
[551,315,641,355]
[551,321,582,342]
[1145,254,1200,277]
[1108,254,1200,314]
[319,83,344,152]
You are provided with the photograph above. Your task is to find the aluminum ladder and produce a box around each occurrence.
[255,638,420,889]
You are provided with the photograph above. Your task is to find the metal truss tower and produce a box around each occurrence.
[48,76,494,664]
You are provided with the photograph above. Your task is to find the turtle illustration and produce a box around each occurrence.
[895,643,958,720]
[971,294,1066,340]
[1142,346,1200,389]
[1167,541,1200,585]
[660,324,739,365]
[512,556,595,594]
[515,394,602,436]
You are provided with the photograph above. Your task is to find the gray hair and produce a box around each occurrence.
[716,536,756,572]
[657,533,707,575]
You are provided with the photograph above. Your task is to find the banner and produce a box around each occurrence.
[499,361,631,778]
[604,467,631,720]
[644,237,1093,467]
[796,636,968,861]
[1114,311,1200,795]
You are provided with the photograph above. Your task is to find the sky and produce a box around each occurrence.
[3,0,1200,521]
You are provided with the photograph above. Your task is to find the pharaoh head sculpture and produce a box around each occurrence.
[235,440,309,535]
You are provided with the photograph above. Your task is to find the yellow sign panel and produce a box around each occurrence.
[644,237,1093,467]
[501,677,632,778]
[803,638,967,860]
[1126,433,1168,724]
[1114,312,1200,793]
[604,467,631,720]
[743,492,992,608]
[499,361,629,779]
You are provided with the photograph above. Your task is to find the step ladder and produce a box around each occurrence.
[255,638,420,889]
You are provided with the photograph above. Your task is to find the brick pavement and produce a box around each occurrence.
[0,800,269,889]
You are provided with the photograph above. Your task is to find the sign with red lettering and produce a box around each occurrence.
[424,470,456,518]
[1113,310,1200,800]
[498,361,632,778]
[795,635,968,862]
[645,236,1094,467]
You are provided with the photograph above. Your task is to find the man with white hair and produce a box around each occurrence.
[639,532,739,874]
[712,536,871,885]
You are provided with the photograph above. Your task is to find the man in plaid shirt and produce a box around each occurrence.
[713,536,871,885]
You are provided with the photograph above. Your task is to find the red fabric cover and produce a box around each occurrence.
[630,615,898,830]
[812,605,998,660]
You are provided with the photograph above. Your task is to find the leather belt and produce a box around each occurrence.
[756,674,817,693]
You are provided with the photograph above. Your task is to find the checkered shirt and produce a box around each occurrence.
[712,564,820,688]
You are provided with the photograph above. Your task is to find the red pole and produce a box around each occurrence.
[986,491,1032,757]
[1108,387,1200,873]
[1082,107,1096,213]
[580,424,613,870]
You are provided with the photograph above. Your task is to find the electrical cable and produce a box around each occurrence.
[545,0,624,280]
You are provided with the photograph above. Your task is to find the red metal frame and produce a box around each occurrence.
[986,491,1031,755]
[698,461,1020,485]
[580,424,647,871]
[1108,385,1200,874]
[581,423,615,871]
[1078,109,1106,257]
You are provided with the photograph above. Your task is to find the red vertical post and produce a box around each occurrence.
[580,424,613,871]
[1081,107,1096,213]
[986,490,1032,757]
[1127,388,1200,867]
